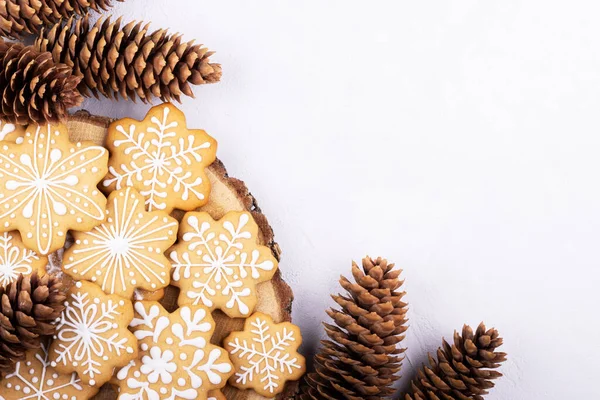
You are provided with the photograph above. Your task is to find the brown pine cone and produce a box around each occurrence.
[403,323,507,400]
[35,15,222,103]
[0,40,82,124]
[300,256,409,400]
[0,272,66,372]
[0,0,124,37]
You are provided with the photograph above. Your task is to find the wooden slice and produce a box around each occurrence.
[62,111,298,400]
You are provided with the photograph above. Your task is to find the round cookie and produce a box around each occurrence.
[224,312,306,397]
[169,211,278,318]
[102,102,217,213]
[63,187,178,299]
[49,281,138,387]
[0,344,99,400]
[0,123,108,255]
[0,231,47,288]
[116,301,233,400]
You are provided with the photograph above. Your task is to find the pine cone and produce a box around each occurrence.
[0,0,124,37]
[0,272,66,372]
[403,323,507,400]
[300,257,409,400]
[0,40,82,124]
[35,15,222,103]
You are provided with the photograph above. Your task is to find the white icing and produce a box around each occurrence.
[0,344,96,400]
[103,104,214,212]
[118,303,232,399]
[170,212,276,317]
[0,125,107,254]
[63,187,177,297]
[0,121,16,141]
[0,232,39,287]
[52,283,136,384]
[227,315,303,394]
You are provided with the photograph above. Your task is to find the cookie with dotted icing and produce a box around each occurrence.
[62,187,178,299]
[0,231,47,288]
[169,211,278,318]
[0,344,99,400]
[116,301,233,400]
[103,102,217,213]
[224,312,306,397]
[49,281,138,387]
[0,123,108,255]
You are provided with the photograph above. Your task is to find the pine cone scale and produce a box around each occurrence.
[0,272,65,371]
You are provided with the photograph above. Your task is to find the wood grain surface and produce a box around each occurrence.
[59,111,299,400]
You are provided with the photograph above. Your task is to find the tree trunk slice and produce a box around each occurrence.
[61,111,298,400]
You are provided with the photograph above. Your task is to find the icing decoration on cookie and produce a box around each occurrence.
[0,232,47,288]
[169,211,278,318]
[49,281,138,387]
[0,123,108,255]
[103,102,217,213]
[0,120,25,142]
[224,312,306,396]
[0,344,99,400]
[116,301,233,400]
[63,187,178,299]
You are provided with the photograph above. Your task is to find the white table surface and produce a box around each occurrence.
[81,1,599,398]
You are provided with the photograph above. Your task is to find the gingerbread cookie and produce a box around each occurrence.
[224,312,305,396]
[0,123,108,255]
[0,232,47,287]
[63,187,178,299]
[208,390,225,400]
[49,281,138,387]
[169,211,278,318]
[103,102,217,213]
[116,301,233,400]
[0,344,99,400]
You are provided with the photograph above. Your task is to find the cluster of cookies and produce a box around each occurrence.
[0,103,305,399]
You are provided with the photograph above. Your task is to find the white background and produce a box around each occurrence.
[82,1,600,399]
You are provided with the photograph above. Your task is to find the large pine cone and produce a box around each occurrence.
[0,0,124,37]
[404,323,507,400]
[0,40,82,124]
[0,273,66,372]
[35,15,222,103]
[301,257,409,400]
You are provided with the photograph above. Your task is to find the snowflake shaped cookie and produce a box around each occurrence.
[0,123,108,255]
[0,344,99,400]
[0,232,47,288]
[224,312,306,396]
[116,301,233,400]
[103,102,217,213]
[170,211,278,318]
[63,187,178,299]
[49,281,138,387]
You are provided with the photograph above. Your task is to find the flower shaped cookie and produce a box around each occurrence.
[169,211,278,318]
[117,302,233,400]
[224,312,306,396]
[50,281,138,387]
[0,123,108,254]
[63,187,178,299]
[103,102,217,213]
